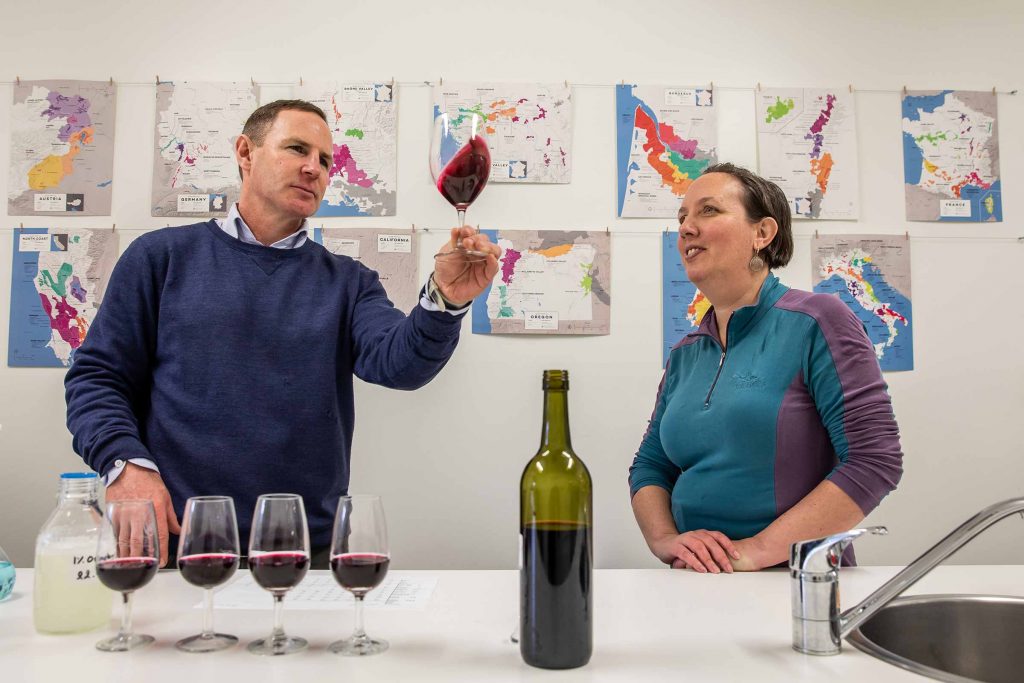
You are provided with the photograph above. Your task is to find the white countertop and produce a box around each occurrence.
[2,565,1022,681]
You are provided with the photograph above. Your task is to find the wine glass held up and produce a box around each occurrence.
[246,493,311,656]
[176,496,241,653]
[328,495,391,656]
[430,111,492,263]
[95,499,160,652]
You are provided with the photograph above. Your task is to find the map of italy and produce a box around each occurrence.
[617,85,717,218]
[9,80,116,216]
[474,230,610,335]
[8,228,119,367]
[757,88,859,220]
[902,90,1001,222]
[812,236,913,372]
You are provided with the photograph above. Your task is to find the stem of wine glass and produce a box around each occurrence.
[272,593,286,639]
[353,594,367,641]
[119,592,133,639]
[457,209,466,228]
[202,588,214,637]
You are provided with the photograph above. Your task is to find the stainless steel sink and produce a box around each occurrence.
[846,594,1024,682]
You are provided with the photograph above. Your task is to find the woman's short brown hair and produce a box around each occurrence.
[701,162,793,269]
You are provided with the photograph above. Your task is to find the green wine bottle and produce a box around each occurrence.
[519,369,593,669]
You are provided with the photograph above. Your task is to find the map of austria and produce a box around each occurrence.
[8,80,117,216]
[432,82,573,184]
[151,81,258,217]
[811,234,913,372]
[312,228,418,313]
[295,82,398,217]
[901,90,1001,222]
[616,84,717,219]
[8,227,119,367]
[472,230,610,335]
[661,232,708,366]
[756,88,859,221]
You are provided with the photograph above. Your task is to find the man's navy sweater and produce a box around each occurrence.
[65,221,463,546]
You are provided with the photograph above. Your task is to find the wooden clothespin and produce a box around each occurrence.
[299,76,303,86]
[251,76,256,87]
[709,81,714,91]
[109,77,114,86]
[156,75,160,85]
[992,86,997,95]
[564,79,569,89]
[902,85,908,96]
[16,76,20,86]
[605,226,610,236]
[411,223,416,233]
[815,229,819,239]
[111,223,116,233]
[439,76,443,86]
[905,231,909,241]
[848,84,853,93]
[756,82,761,92]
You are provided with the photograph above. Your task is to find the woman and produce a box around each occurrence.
[629,163,903,572]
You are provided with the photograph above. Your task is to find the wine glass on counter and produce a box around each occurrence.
[94,500,160,652]
[175,496,241,652]
[430,111,492,263]
[246,493,310,656]
[328,494,391,656]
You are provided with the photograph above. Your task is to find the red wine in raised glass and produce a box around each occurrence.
[437,136,491,215]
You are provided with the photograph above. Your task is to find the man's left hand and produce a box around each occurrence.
[433,226,501,306]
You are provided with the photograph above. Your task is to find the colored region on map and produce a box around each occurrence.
[617,85,717,218]
[473,230,610,335]
[8,228,119,367]
[152,81,256,217]
[298,82,398,217]
[757,88,859,220]
[812,234,913,372]
[434,83,573,184]
[9,80,116,216]
[902,89,1001,222]
[661,231,706,365]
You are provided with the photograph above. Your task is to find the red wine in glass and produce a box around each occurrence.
[330,553,390,594]
[430,111,492,262]
[96,557,159,592]
[437,135,491,218]
[178,553,239,589]
[176,496,241,653]
[249,551,310,592]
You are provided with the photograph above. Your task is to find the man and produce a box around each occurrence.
[65,100,500,566]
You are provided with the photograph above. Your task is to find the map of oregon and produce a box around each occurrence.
[473,230,610,335]
[757,88,859,220]
[812,235,913,372]
[297,82,397,217]
[617,85,717,218]
[433,83,573,184]
[902,90,1001,222]
[9,80,116,216]
[8,228,119,367]
[152,81,257,217]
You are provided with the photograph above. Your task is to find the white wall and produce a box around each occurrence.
[1,0,1022,569]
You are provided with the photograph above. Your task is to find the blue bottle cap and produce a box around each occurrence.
[60,472,98,479]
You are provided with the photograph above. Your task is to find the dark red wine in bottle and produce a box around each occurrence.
[437,136,491,209]
[520,370,593,669]
[96,557,159,593]
[178,553,239,589]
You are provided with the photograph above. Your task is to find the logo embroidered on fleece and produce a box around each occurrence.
[731,371,763,388]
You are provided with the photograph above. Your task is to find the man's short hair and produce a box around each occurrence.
[700,162,794,269]
[237,99,328,179]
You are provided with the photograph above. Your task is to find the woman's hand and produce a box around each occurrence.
[653,529,740,574]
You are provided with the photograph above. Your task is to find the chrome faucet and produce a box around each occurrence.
[791,496,1024,656]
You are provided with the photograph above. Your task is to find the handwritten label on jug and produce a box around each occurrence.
[70,553,98,582]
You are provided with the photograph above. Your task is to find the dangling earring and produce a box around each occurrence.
[748,247,765,272]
